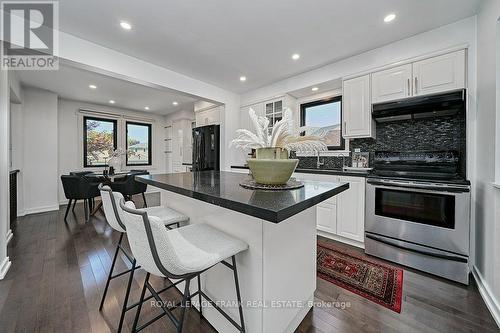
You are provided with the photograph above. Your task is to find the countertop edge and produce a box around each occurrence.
[136,175,350,223]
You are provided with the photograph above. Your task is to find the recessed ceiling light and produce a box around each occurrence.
[172,101,178,106]
[144,106,150,110]
[89,84,97,89]
[292,53,300,60]
[120,21,132,30]
[384,13,396,23]
[239,76,247,82]
[109,100,115,104]
[311,87,319,91]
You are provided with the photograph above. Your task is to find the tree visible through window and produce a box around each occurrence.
[84,117,117,167]
[126,122,152,166]
[300,97,344,150]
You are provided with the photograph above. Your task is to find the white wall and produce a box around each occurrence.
[54,30,240,170]
[164,109,195,125]
[10,103,24,216]
[57,99,168,204]
[22,88,59,214]
[474,0,500,326]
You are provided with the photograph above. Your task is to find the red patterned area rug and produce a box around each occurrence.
[317,241,403,313]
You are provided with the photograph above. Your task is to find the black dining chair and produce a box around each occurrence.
[61,174,100,221]
[69,171,101,213]
[110,171,149,207]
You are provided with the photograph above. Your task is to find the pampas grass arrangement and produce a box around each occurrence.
[231,108,328,153]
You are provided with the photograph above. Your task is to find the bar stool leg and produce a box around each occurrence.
[117,258,136,333]
[141,192,148,207]
[232,256,246,333]
[64,199,72,221]
[177,278,191,333]
[72,199,77,212]
[132,273,150,332]
[197,274,203,319]
[99,233,124,310]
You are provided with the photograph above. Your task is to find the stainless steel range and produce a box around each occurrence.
[365,150,471,284]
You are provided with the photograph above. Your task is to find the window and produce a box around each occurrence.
[83,116,117,167]
[300,96,344,150]
[126,121,152,166]
[265,100,283,135]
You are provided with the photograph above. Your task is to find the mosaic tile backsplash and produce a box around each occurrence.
[296,113,467,175]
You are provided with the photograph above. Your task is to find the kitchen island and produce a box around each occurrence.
[137,171,349,333]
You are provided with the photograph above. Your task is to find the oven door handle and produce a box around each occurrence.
[365,234,468,263]
[367,179,470,193]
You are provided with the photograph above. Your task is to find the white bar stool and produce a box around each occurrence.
[98,184,189,332]
[119,198,249,333]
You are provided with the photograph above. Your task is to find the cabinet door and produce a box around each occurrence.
[240,103,264,131]
[412,50,466,96]
[336,176,365,242]
[371,64,412,103]
[316,203,337,234]
[171,121,183,163]
[342,75,374,138]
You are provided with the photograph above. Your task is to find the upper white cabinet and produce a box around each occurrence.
[342,74,375,139]
[371,50,466,103]
[195,106,221,127]
[412,50,466,96]
[239,95,295,134]
[371,64,412,103]
[240,102,264,131]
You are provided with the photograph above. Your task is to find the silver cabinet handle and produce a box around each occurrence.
[407,78,410,96]
[414,77,418,95]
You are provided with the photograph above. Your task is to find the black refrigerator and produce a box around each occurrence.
[192,125,220,171]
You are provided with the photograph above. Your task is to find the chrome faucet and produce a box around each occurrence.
[316,151,324,169]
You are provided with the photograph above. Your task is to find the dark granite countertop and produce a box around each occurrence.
[9,169,20,174]
[230,165,370,178]
[136,171,349,223]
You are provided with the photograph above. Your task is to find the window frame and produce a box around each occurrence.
[83,116,118,168]
[300,96,345,151]
[125,121,152,167]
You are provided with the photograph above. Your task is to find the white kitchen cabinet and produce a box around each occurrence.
[342,74,375,139]
[240,102,264,131]
[171,119,192,166]
[370,50,466,103]
[195,106,221,127]
[316,202,337,235]
[336,176,366,243]
[293,172,366,247]
[371,64,412,103]
[412,49,466,97]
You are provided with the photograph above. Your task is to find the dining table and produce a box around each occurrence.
[85,171,137,215]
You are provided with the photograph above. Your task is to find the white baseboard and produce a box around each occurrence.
[472,266,500,328]
[0,257,11,280]
[24,204,60,215]
[317,229,365,249]
[5,229,12,244]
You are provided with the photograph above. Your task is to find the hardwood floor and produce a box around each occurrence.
[0,204,498,333]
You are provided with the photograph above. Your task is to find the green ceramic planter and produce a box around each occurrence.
[256,147,289,159]
[248,147,298,185]
[247,159,299,185]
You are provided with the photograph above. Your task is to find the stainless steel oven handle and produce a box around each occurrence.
[367,179,470,193]
[365,234,468,263]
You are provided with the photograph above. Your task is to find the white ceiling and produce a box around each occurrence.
[56,0,481,93]
[16,65,198,114]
